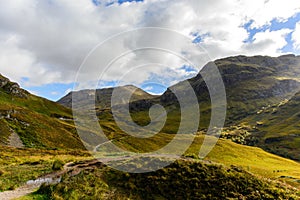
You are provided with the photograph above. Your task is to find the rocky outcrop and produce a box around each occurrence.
[0,74,28,98]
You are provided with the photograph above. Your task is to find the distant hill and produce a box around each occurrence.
[0,74,84,149]
[57,85,157,109]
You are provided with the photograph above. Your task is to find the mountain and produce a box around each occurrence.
[158,54,300,160]
[0,74,84,150]
[58,85,156,109]
[159,54,300,125]
[58,54,300,160]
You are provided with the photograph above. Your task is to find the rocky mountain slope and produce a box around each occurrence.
[245,91,300,160]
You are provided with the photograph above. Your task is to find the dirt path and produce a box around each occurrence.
[0,183,40,200]
[7,131,24,148]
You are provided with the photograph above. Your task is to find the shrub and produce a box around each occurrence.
[52,160,64,171]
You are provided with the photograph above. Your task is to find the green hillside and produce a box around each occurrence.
[0,74,84,150]
[243,91,300,161]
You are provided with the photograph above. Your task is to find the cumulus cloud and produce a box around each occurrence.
[243,29,292,55]
[0,0,299,90]
[292,21,300,50]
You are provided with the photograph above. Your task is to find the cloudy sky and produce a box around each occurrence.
[1,0,300,100]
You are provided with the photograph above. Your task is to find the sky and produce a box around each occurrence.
[1,0,300,101]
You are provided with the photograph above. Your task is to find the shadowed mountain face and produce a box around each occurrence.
[0,74,84,149]
[58,55,300,123]
[159,54,300,125]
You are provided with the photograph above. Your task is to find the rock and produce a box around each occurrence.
[0,74,28,98]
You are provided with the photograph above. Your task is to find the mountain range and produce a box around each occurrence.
[0,54,300,161]
[58,54,300,161]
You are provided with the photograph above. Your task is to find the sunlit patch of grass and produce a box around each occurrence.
[94,132,300,188]
[0,146,91,192]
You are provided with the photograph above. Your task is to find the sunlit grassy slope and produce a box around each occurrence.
[0,85,85,149]
[17,138,300,200]
[204,138,300,183]
[88,132,300,187]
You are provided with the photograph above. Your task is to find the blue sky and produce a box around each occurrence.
[244,12,300,53]
[1,0,300,101]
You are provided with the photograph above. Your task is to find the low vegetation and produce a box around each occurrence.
[0,146,90,191]
[32,159,299,199]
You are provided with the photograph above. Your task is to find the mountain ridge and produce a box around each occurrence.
[58,84,157,109]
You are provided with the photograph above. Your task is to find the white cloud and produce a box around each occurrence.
[243,29,292,56]
[0,0,299,90]
[292,21,300,50]
[51,91,59,95]
[243,0,300,28]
